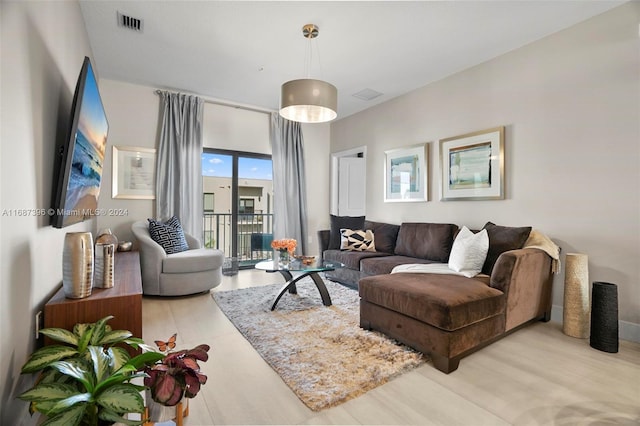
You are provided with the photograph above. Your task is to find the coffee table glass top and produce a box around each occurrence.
[254,259,344,273]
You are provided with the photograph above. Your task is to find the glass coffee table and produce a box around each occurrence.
[254,259,343,311]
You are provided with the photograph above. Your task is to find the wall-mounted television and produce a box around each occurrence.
[51,56,109,228]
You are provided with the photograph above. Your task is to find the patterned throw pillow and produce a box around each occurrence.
[148,216,189,254]
[340,229,376,252]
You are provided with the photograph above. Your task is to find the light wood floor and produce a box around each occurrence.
[142,269,640,425]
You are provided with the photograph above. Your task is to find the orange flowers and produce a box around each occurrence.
[271,238,297,255]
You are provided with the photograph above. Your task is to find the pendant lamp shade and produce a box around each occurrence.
[280,79,338,123]
[279,24,338,123]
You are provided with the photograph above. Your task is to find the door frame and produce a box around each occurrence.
[330,146,367,215]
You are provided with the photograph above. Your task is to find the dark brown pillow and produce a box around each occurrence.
[481,222,532,275]
[329,215,365,250]
[394,222,458,262]
[364,220,400,254]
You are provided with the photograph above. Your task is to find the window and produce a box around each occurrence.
[203,193,214,212]
[239,198,255,214]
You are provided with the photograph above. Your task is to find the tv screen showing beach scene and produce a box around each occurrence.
[53,57,109,228]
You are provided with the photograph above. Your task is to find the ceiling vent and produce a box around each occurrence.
[117,11,143,32]
[352,88,383,101]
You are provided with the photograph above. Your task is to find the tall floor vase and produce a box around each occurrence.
[563,253,590,338]
[62,232,94,299]
[590,282,619,353]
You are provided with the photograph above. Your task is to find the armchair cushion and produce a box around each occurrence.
[163,248,224,274]
[148,216,189,254]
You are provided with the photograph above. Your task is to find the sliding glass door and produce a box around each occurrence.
[202,149,273,268]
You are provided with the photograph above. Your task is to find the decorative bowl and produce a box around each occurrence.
[295,255,317,266]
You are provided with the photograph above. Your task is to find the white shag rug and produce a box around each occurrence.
[212,277,426,411]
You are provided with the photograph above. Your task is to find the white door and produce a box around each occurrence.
[337,157,366,216]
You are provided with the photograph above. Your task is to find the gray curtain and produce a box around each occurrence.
[156,91,204,241]
[270,112,308,255]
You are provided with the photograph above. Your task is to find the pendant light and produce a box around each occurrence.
[279,24,338,123]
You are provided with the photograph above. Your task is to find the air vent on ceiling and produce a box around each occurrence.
[117,11,143,32]
[352,88,383,101]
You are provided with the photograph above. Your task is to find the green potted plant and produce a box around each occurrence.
[143,334,210,422]
[18,315,164,426]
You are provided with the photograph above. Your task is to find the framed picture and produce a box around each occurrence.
[439,126,504,201]
[112,146,156,199]
[384,143,428,202]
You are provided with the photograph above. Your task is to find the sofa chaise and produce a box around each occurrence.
[318,218,557,373]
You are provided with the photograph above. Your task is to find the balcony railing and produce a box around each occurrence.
[203,212,274,267]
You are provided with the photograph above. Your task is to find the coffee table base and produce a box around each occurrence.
[269,270,332,311]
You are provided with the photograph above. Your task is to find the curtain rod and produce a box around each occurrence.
[154,89,273,115]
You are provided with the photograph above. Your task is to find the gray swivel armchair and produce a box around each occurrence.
[131,221,224,296]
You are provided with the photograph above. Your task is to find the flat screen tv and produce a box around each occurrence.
[51,56,109,228]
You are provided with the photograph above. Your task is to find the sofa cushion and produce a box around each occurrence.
[481,222,532,275]
[364,220,400,254]
[448,226,489,277]
[323,249,390,270]
[148,216,189,254]
[329,215,365,250]
[340,229,376,252]
[360,255,438,276]
[163,248,223,273]
[359,273,505,331]
[394,223,458,262]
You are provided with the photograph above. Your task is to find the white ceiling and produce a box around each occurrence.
[80,1,624,120]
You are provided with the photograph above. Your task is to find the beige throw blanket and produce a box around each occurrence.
[524,230,561,273]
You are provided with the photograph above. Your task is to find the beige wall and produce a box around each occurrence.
[331,3,639,339]
[0,1,95,423]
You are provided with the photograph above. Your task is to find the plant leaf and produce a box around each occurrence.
[40,403,85,426]
[49,392,92,414]
[76,325,94,354]
[96,384,144,413]
[88,346,111,383]
[99,407,144,426]
[126,351,165,371]
[100,329,134,345]
[50,360,94,392]
[89,315,113,345]
[185,344,210,362]
[38,328,79,346]
[21,346,78,374]
[107,346,130,371]
[72,322,90,338]
[18,383,77,402]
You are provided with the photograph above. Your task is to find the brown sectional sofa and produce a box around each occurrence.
[318,219,554,374]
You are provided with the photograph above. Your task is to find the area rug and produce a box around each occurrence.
[212,277,426,411]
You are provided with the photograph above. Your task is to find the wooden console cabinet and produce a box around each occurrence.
[44,251,143,346]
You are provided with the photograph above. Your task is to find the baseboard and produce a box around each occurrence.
[550,304,640,343]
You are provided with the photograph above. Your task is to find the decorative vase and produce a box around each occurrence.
[590,281,619,353]
[563,253,590,338]
[62,232,94,299]
[278,249,290,269]
[145,390,189,423]
[96,228,118,246]
[94,242,115,289]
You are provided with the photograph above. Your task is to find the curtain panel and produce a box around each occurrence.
[156,91,204,241]
[270,113,309,255]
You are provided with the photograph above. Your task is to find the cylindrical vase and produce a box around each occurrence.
[590,281,619,353]
[563,253,590,338]
[62,232,94,299]
[94,243,115,288]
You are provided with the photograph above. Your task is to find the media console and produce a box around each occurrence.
[44,251,143,349]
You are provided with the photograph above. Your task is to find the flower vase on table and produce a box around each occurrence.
[271,238,297,269]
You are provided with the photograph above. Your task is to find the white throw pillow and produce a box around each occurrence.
[448,226,489,277]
